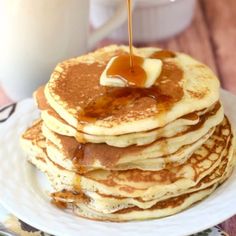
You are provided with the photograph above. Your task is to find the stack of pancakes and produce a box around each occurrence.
[21,45,236,221]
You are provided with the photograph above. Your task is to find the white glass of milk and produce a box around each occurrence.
[0,0,128,100]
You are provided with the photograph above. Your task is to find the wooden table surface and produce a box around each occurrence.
[0,0,236,235]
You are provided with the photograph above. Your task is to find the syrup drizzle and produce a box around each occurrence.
[106,0,148,88]
[127,0,134,70]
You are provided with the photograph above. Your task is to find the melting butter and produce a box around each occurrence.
[100,55,163,88]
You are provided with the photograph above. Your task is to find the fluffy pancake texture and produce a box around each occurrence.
[21,45,235,222]
[45,45,220,136]
[21,117,235,220]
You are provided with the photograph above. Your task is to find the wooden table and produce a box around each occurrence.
[0,0,235,235]
[153,2,236,234]
[154,0,236,96]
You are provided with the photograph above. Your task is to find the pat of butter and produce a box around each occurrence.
[100,56,163,88]
[142,57,163,87]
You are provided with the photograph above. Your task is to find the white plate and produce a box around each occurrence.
[0,89,235,236]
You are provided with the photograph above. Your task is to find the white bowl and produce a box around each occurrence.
[90,0,196,43]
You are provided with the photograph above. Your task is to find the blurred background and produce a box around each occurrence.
[0,0,236,105]
[0,0,236,234]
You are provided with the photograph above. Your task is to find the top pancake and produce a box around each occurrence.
[45,45,220,136]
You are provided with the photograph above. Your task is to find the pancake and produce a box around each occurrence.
[51,136,235,214]
[76,117,233,201]
[20,119,46,158]
[71,185,218,222]
[44,45,220,136]
[35,86,217,147]
[21,117,234,202]
[45,129,213,172]
[41,102,223,171]
[23,124,234,218]
[20,117,235,219]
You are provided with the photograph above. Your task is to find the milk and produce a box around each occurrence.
[0,0,90,100]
